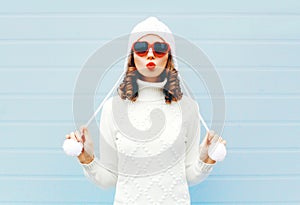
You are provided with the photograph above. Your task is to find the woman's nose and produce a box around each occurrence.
[147,48,155,59]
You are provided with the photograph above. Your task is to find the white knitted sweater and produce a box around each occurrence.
[80,77,214,205]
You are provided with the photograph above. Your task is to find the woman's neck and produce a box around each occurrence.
[136,77,167,101]
[137,70,166,82]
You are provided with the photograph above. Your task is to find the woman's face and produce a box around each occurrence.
[133,34,169,82]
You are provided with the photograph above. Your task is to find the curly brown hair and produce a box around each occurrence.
[117,50,183,104]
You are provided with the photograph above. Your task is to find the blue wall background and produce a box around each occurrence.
[1,0,300,204]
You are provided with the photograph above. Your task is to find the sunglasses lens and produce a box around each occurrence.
[154,42,169,54]
[133,42,148,54]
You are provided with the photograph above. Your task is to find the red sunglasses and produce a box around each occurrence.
[132,41,170,58]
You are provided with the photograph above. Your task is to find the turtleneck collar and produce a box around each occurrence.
[136,77,167,101]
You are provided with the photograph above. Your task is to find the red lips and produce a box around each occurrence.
[146,62,156,70]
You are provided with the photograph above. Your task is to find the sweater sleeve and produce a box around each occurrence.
[185,100,214,186]
[79,97,118,190]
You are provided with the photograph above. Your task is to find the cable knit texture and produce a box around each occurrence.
[80,78,214,205]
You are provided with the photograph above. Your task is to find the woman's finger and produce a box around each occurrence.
[70,132,75,140]
[74,130,83,143]
[201,131,210,146]
[70,132,79,142]
[81,126,88,136]
[208,130,215,141]
[218,136,226,145]
[210,133,219,144]
[205,130,214,145]
[81,127,90,143]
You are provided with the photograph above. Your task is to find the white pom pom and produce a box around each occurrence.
[62,139,83,157]
[208,142,227,162]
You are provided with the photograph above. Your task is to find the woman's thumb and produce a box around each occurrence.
[80,126,87,133]
[80,126,88,141]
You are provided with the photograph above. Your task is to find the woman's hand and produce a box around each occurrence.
[65,126,95,164]
[200,130,227,164]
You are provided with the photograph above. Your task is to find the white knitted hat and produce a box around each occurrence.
[123,16,178,72]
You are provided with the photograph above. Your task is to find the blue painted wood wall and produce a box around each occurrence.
[1,0,299,204]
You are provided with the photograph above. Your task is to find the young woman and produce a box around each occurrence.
[66,16,227,205]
